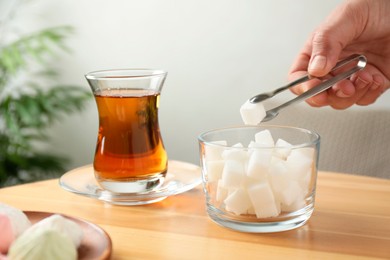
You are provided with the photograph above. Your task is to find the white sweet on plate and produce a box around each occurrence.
[0,203,31,253]
[25,214,83,248]
[0,213,14,254]
[0,203,87,260]
[0,203,31,237]
[7,228,77,260]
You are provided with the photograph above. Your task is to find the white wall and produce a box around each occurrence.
[3,0,389,170]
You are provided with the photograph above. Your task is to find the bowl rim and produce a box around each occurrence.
[197,124,320,149]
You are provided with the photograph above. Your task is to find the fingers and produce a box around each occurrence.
[326,71,387,109]
[289,70,387,109]
[326,78,370,109]
[306,91,328,107]
[286,1,390,109]
[289,76,329,107]
[356,74,386,106]
[331,79,357,98]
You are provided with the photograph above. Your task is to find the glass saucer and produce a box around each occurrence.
[59,160,202,206]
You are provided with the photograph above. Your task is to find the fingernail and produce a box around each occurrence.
[336,89,351,98]
[306,98,321,107]
[309,55,327,72]
[355,77,369,89]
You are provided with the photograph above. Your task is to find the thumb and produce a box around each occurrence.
[308,30,345,77]
[308,4,359,76]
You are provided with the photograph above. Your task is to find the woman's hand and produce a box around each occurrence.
[289,0,390,109]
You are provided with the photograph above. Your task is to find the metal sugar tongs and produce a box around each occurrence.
[249,54,367,122]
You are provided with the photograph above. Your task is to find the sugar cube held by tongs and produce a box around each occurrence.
[243,54,367,123]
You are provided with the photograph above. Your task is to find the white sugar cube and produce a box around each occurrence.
[247,207,256,215]
[268,157,289,194]
[273,138,293,159]
[281,198,306,212]
[254,130,275,147]
[243,176,260,189]
[221,143,248,162]
[247,141,262,157]
[248,141,262,149]
[299,170,312,196]
[206,160,224,182]
[204,140,227,161]
[246,149,273,180]
[296,147,316,159]
[216,180,229,202]
[279,181,304,206]
[286,150,313,180]
[247,181,280,218]
[221,160,246,188]
[206,181,218,198]
[224,188,252,215]
[240,100,266,125]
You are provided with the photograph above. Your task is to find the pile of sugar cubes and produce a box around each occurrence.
[204,130,315,218]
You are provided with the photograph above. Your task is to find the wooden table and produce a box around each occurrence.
[0,171,389,259]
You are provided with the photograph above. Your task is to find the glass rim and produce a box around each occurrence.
[197,124,320,149]
[85,68,167,80]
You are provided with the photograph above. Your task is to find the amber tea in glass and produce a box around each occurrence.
[85,69,168,193]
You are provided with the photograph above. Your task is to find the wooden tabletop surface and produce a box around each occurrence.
[0,171,389,259]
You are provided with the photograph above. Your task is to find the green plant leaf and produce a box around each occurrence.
[0,23,92,187]
[0,26,74,77]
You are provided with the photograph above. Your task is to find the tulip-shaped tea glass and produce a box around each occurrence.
[86,69,168,193]
[198,125,320,232]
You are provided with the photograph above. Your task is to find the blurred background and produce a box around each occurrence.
[1,0,390,183]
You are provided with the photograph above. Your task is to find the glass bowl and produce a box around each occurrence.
[198,125,320,233]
